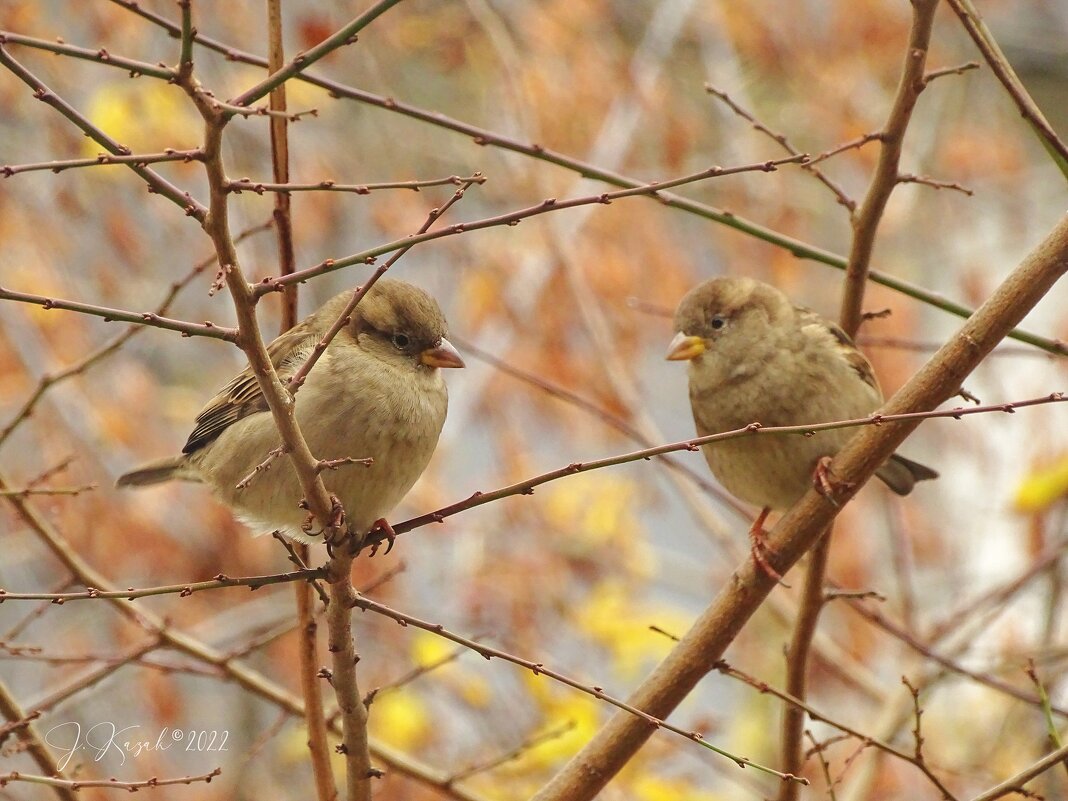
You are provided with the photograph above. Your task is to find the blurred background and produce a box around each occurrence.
[1,1,1067,799]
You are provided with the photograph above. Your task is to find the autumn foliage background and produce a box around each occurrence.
[1,1,1067,800]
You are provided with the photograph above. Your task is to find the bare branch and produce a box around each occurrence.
[87,6,1067,354]
[375,393,1067,550]
[255,156,808,295]
[531,212,1068,801]
[0,30,178,79]
[229,1,405,109]
[943,0,1068,174]
[0,768,222,793]
[2,149,203,177]
[227,173,487,195]
[351,592,806,784]
[0,568,325,603]
[0,45,206,219]
[0,286,236,341]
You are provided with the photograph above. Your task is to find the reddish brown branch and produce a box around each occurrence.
[0,44,205,219]
[227,174,486,195]
[0,767,221,792]
[530,213,1068,801]
[2,149,203,177]
[0,30,177,79]
[705,83,858,212]
[350,593,803,783]
[254,155,807,295]
[840,0,940,338]
[81,5,1067,354]
[375,393,1066,550]
[0,681,75,801]
[0,286,236,341]
[777,527,832,801]
[943,0,1068,170]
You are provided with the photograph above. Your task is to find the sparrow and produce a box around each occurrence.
[666,276,936,576]
[117,278,464,544]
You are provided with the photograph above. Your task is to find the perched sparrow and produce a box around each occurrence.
[666,276,936,575]
[118,279,464,543]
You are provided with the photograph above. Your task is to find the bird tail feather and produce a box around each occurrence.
[876,454,939,496]
[115,456,193,488]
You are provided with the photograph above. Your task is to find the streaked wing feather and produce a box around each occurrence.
[182,327,317,453]
[795,305,879,393]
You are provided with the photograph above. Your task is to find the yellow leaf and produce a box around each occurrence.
[1014,455,1068,513]
[411,630,458,665]
[83,81,199,157]
[631,774,724,801]
[543,474,649,567]
[368,691,430,750]
[574,581,689,679]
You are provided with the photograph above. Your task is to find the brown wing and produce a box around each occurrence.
[795,305,879,394]
[182,328,316,454]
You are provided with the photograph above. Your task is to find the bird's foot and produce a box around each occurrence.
[328,494,346,531]
[365,518,397,557]
[305,494,347,550]
[749,508,789,586]
[812,456,852,507]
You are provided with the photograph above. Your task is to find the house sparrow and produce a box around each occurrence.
[117,279,464,544]
[666,276,936,576]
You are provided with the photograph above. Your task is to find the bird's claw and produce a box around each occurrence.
[365,518,397,557]
[813,456,851,508]
[749,508,789,587]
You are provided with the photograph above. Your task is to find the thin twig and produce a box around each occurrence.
[94,6,1068,355]
[0,44,205,218]
[285,176,483,397]
[897,173,974,195]
[2,149,203,177]
[229,1,405,109]
[0,768,221,792]
[0,30,178,79]
[227,174,486,194]
[254,156,808,295]
[705,83,858,212]
[943,0,1068,176]
[712,660,956,797]
[0,484,96,497]
[923,61,980,84]
[0,286,236,341]
[447,722,578,783]
[375,393,1067,550]
[235,445,289,490]
[350,592,806,784]
[806,133,884,166]
[0,568,325,603]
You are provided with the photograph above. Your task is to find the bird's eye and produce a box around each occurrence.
[391,333,411,350]
[710,315,727,330]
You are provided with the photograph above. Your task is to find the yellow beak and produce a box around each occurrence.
[420,337,465,369]
[665,332,706,361]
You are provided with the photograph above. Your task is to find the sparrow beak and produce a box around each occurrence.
[420,337,465,369]
[665,332,706,361]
